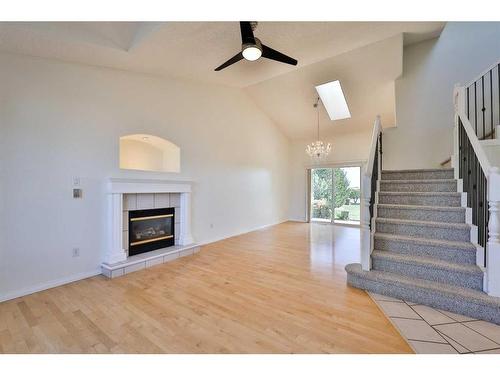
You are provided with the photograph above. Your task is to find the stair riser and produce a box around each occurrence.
[372,257,483,290]
[376,222,470,242]
[377,207,465,223]
[380,181,456,192]
[382,170,454,181]
[378,194,462,207]
[346,274,500,325]
[374,238,476,264]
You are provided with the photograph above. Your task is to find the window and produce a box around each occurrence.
[315,80,351,121]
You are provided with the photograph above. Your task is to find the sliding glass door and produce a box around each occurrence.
[311,168,333,222]
[310,166,360,225]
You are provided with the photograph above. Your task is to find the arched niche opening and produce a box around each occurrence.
[119,134,180,173]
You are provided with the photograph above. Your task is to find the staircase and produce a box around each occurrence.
[346,168,500,324]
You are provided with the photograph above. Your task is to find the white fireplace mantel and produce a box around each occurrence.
[105,178,195,265]
[108,177,194,194]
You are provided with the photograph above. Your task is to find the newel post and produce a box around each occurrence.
[452,84,465,179]
[453,84,467,115]
[452,120,459,178]
[360,173,371,271]
[487,167,500,296]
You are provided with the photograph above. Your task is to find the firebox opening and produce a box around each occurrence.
[128,207,175,256]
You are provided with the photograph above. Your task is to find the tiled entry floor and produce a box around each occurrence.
[369,292,500,354]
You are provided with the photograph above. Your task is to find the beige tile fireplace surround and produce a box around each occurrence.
[101,178,199,278]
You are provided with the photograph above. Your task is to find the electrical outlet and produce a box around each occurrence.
[73,176,80,186]
[73,188,82,198]
[72,248,80,257]
[210,223,214,229]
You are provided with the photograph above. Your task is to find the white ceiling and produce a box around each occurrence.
[0,21,445,139]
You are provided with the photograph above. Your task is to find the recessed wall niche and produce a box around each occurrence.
[119,134,180,173]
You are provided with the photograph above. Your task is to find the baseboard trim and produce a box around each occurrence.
[0,268,102,303]
[0,220,291,303]
[198,219,289,247]
[310,220,361,228]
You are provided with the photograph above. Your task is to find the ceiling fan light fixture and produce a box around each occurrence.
[242,39,262,61]
[242,45,262,61]
[214,22,297,71]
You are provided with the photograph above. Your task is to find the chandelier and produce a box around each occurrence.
[306,98,332,159]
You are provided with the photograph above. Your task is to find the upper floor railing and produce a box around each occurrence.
[464,61,500,140]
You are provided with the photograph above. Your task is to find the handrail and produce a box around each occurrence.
[440,158,451,166]
[454,86,492,177]
[360,115,382,271]
[458,112,492,176]
[440,128,495,167]
[365,115,382,177]
[464,59,500,88]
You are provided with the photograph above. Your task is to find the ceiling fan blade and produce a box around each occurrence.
[240,21,255,44]
[214,52,244,71]
[261,44,298,66]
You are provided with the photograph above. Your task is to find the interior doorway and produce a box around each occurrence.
[310,166,361,225]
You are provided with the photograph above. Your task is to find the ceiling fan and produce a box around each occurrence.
[214,21,298,71]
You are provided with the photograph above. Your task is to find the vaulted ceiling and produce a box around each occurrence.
[0,21,445,139]
[246,34,404,139]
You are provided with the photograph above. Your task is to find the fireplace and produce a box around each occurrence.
[128,207,175,256]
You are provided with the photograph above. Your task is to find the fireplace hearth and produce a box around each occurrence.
[128,207,175,256]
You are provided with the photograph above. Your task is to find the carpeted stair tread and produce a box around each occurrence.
[382,168,454,174]
[376,217,470,230]
[346,264,495,305]
[378,191,462,197]
[380,178,456,184]
[345,263,500,324]
[373,232,475,251]
[377,204,465,213]
[373,233,477,264]
[371,250,483,276]
[378,191,463,207]
[381,169,454,181]
[380,179,457,192]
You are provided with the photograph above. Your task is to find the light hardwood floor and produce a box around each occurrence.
[0,222,412,353]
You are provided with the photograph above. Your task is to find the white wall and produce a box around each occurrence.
[0,52,290,300]
[288,130,372,221]
[384,22,500,170]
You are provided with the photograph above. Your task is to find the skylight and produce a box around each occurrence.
[315,80,351,121]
